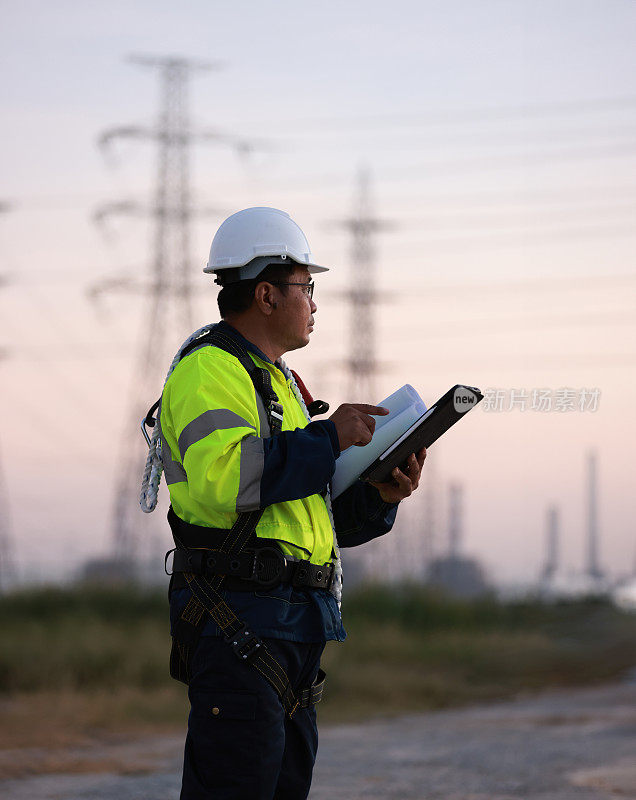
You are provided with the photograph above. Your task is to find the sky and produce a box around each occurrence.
[1,0,635,588]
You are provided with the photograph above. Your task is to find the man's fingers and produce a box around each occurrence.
[354,426,373,447]
[361,413,376,436]
[369,448,427,502]
[406,453,422,489]
[352,405,388,437]
[349,404,390,416]
[329,403,391,451]
[391,467,412,496]
[406,453,418,471]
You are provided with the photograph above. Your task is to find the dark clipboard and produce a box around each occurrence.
[359,384,483,484]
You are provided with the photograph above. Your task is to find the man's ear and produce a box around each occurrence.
[254,281,278,315]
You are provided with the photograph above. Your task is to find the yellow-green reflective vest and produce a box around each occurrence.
[159,345,335,566]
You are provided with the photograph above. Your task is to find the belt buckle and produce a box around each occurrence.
[252,547,286,588]
[226,624,263,663]
[327,562,336,590]
[314,562,334,589]
[164,548,176,576]
[293,560,330,589]
[298,561,335,589]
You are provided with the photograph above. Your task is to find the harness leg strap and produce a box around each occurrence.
[164,329,325,717]
[299,668,326,709]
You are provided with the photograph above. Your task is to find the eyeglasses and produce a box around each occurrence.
[269,281,314,299]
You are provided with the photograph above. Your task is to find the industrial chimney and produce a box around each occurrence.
[586,450,604,583]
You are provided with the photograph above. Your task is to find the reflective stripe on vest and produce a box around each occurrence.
[160,345,334,565]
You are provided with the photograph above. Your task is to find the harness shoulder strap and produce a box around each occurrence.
[178,329,284,435]
[168,328,318,716]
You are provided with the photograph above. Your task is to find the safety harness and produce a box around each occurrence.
[143,328,328,717]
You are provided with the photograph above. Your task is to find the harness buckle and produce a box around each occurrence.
[141,399,161,447]
[164,548,176,576]
[292,560,335,590]
[226,624,263,663]
[268,401,284,432]
[307,399,330,418]
[251,547,286,587]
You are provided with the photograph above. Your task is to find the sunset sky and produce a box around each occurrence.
[1,0,635,587]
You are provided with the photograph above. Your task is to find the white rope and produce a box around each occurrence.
[138,328,343,604]
[139,323,216,513]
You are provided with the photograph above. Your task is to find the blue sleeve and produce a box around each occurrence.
[332,480,399,547]
[260,419,340,507]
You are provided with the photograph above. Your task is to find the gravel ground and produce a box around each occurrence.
[1,682,635,799]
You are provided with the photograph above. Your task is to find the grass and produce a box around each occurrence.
[0,587,169,693]
[318,584,636,722]
[1,583,635,746]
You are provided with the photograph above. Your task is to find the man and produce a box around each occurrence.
[157,207,426,799]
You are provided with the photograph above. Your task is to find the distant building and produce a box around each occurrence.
[78,556,164,587]
[79,557,138,585]
[612,578,636,611]
[539,505,559,590]
[543,570,608,599]
[426,554,489,599]
[537,451,609,600]
[425,482,490,598]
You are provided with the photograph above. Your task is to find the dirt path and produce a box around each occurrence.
[1,682,635,799]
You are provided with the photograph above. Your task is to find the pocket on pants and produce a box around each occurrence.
[185,688,267,798]
[190,689,257,721]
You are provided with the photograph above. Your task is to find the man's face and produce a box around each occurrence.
[271,266,317,353]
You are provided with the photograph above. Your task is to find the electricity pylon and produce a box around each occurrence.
[338,167,393,401]
[96,56,250,566]
[335,168,397,582]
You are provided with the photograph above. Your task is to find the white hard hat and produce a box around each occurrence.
[204,207,328,277]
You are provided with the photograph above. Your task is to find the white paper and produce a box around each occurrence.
[330,384,426,499]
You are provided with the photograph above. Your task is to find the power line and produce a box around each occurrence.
[8,183,636,215]
[403,352,636,370]
[0,245,128,406]
[379,273,636,297]
[7,280,635,364]
[384,223,636,254]
[280,126,636,152]
[283,95,636,130]
[396,201,636,228]
[0,374,101,462]
[388,308,636,338]
[368,142,636,181]
[262,143,636,191]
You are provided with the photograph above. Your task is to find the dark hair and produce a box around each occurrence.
[217,263,295,317]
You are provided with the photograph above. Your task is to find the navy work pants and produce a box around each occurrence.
[180,635,325,800]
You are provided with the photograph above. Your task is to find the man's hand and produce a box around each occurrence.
[369,447,427,503]
[329,404,389,451]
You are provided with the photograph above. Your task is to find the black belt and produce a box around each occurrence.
[169,546,335,592]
